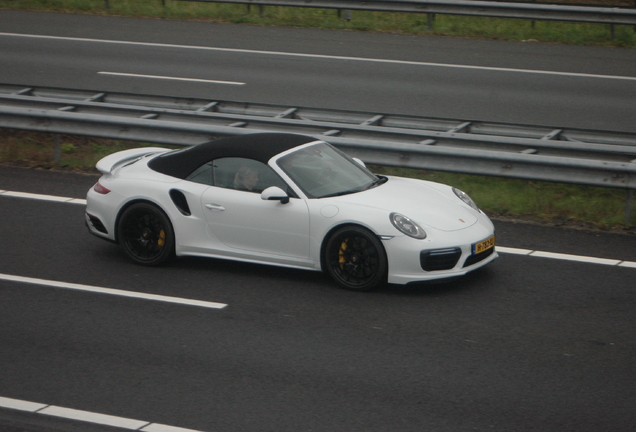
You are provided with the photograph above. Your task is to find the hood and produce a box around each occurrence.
[334,176,479,232]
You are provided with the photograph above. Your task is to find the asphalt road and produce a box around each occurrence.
[1,166,635,432]
[1,9,636,432]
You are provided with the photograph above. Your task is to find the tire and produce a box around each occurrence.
[117,202,174,266]
[323,225,387,291]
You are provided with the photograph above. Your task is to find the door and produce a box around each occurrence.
[199,158,310,259]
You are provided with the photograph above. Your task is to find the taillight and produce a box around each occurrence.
[93,182,111,195]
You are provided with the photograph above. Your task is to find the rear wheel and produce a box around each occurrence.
[324,225,387,291]
[117,202,174,266]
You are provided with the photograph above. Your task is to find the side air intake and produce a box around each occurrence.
[169,189,191,216]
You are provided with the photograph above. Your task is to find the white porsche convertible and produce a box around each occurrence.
[86,133,496,291]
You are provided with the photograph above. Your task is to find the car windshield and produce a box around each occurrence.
[276,142,381,198]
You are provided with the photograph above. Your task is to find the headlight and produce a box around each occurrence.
[390,213,427,239]
[453,188,480,212]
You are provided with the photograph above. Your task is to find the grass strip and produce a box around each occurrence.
[1,0,635,48]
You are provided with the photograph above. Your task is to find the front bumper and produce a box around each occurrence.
[383,221,497,285]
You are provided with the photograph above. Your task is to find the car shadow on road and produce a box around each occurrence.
[381,267,496,298]
[87,240,496,297]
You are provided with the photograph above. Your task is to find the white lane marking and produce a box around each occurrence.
[0,273,228,309]
[530,250,622,266]
[142,423,205,432]
[2,189,635,268]
[496,246,635,267]
[0,396,47,412]
[98,71,245,85]
[495,246,533,255]
[0,190,86,204]
[0,396,205,432]
[2,32,636,82]
[38,406,150,430]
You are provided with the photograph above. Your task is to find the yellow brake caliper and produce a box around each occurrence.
[338,239,348,269]
[157,230,166,248]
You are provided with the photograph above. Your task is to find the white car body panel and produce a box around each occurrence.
[200,187,310,258]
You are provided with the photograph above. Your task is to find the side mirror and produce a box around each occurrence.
[261,186,290,204]
[352,157,366,168]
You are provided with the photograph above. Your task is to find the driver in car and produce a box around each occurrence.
[233,166,260,192]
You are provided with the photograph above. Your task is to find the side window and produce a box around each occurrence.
[186,162,214,186]
[188,158,290,194]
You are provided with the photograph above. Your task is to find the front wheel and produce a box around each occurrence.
[323,226,387,291]
[117,202,174,266]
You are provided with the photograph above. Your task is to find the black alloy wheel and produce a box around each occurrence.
[324,225,387,291]
[117,202,174,266]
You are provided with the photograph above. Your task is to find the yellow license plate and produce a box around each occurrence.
[473,235,495,254]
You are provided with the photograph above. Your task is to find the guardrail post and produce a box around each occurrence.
[427,13,435,30]
[104,0,109,9]
[531,0,535,28]
[54,134,61,163]
[246,4,264,16]
[626,189,634,225]
[337,9,352,21]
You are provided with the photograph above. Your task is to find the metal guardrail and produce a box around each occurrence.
[1,83,635,193]
[171,0,636,27]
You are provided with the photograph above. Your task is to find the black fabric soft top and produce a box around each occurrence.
[147,133,318,179]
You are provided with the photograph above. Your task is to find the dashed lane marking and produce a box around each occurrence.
[0,396,205,432]
[495,246,635,268]
[2,189,635,268]
[98,71,245,85]
[0,190,86,205]
[2,32,636,82]
[0,273,228,310]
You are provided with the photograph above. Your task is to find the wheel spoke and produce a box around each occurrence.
[331,233,381,286]
[121,207,169,261]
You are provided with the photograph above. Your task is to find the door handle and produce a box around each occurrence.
[205,203,225,211]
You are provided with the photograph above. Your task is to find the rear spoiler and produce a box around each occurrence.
[96,147,170,175]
